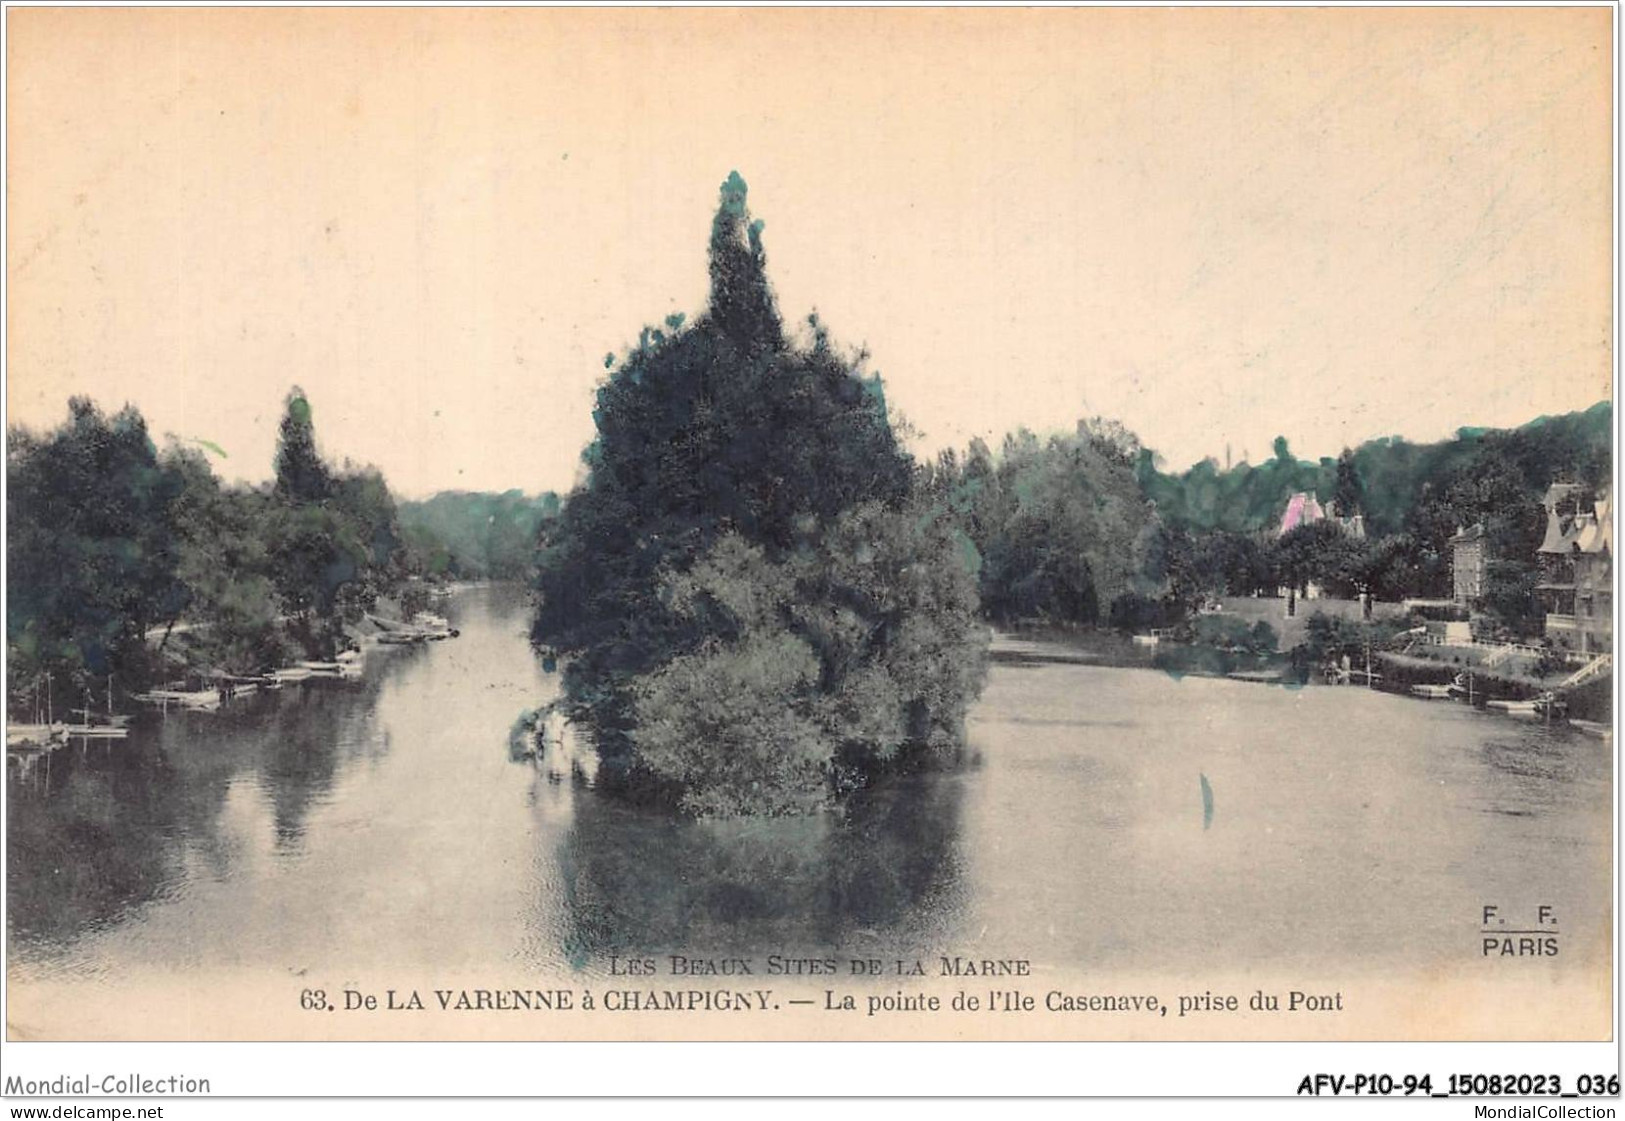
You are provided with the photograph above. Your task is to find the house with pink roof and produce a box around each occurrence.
[1278,492,1324,535]
[1277,492,1366,539]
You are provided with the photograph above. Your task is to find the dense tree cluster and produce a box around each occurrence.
[264,388,410,659]
[7,390,413,715]
[1138,404,1610,541]
[921,419,1164,627]
[947,403,1611,637]
[8,400,188,711]
[532,173,987,815]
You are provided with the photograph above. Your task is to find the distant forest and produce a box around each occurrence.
[398,491,561,581]
[1142,401,1612,537]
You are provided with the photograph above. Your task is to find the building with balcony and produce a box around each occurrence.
[1538,485,1612,655]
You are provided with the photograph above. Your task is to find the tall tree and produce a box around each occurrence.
[1332,448,1364,515]
[273,387,332,505]
[266,388,398,656]
[533,173,984,813]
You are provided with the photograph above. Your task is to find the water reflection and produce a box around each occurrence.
[7,648,401,959]
[6,585,1612,990]
[546,774,967,967]
[9,746,182,946]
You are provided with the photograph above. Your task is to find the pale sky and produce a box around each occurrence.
[7,8,1613,497]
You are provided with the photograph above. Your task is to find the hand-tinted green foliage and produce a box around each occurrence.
[1185,529,1276,597]
[1141,402,1610,539]
[8,390,413,707]
[1130,402,1610,619]
[267,389,407,658]
[1290,613,1409,680]
[1332,448,1364,516]
[7,399,188,710]
[630,504,988,814]
[1477,558,1545,641]
[627,501,987,817]
[161,446,291,674]
[921,401,1604,642]
[1271,520,1368,598]
[1402,447,1549,601]
[1186,614,1279,655]
[272,388,332,505]
[1106,592,1177,633]
[533,173,986,815]
[1137,435,1335,535]
[632,628,832,817]
[397,490,561,580]
[927,419,1160,627]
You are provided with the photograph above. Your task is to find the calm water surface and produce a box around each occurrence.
[7,585,1612,983]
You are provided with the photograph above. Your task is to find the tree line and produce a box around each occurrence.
[923,403,1610,640]
[7,389,418,716]
[10,167,1607,817]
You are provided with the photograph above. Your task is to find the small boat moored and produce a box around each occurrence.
[63,723,130,739]
[368,611,458,642]
[218,673,279,696]
[7,723,68,750]
[1482,692,1565,720]
[64,708,131,739]
[131,688,222,713]
[297,651,364,680]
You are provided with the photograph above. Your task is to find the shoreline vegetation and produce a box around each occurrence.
[6,389,472,724]
[990,616,1609,721]
[8,172,1612,816]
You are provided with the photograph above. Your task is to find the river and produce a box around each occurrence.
[6,584,1612,1035]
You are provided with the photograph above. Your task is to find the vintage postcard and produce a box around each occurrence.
[3,4,1615,1072]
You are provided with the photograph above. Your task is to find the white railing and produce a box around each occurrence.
[1420,634,1548,658]
[1560,653,1612,689]
[1418,634,1595,666]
